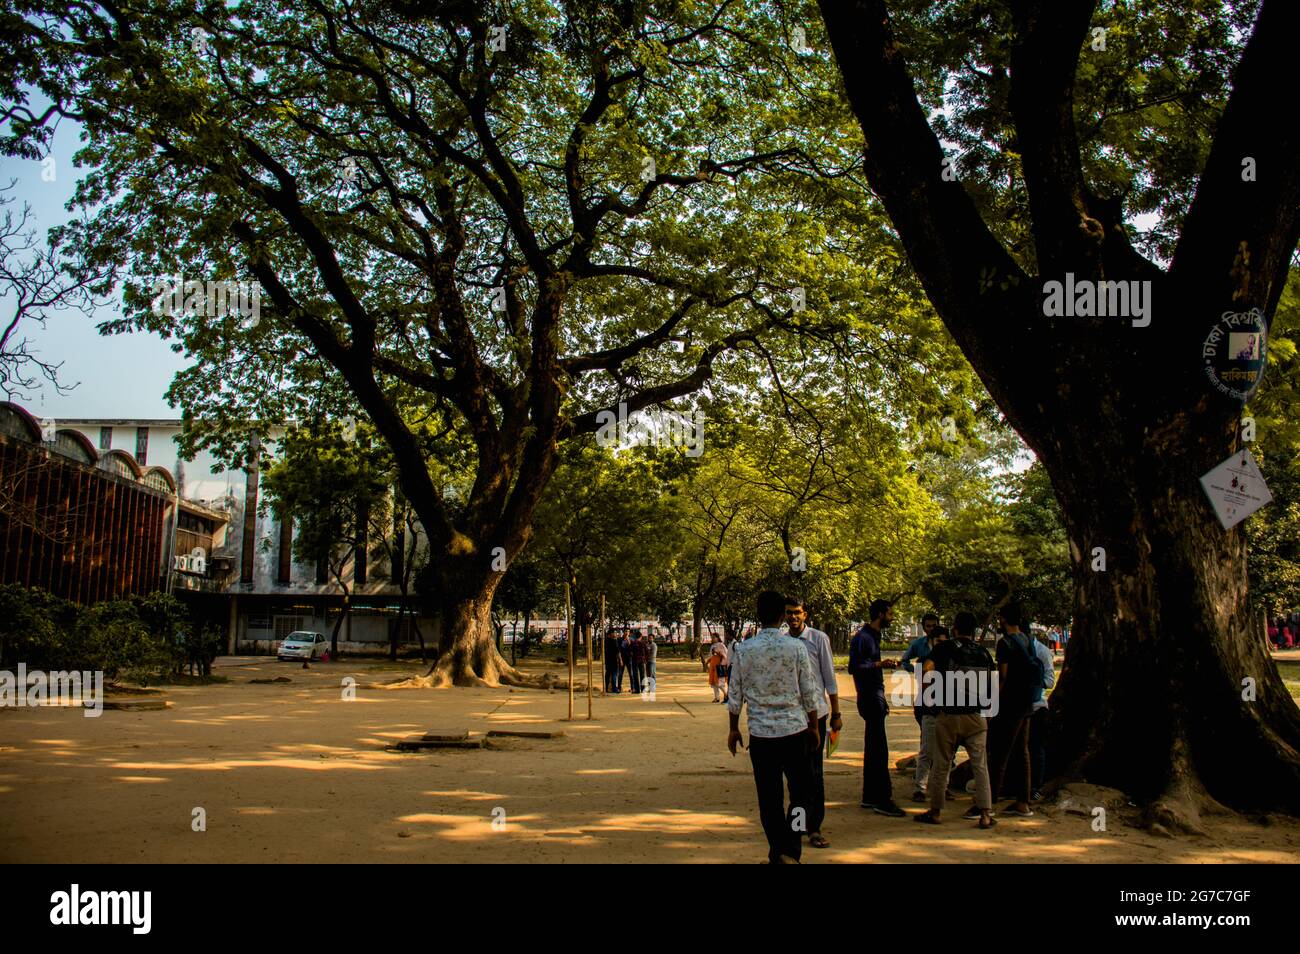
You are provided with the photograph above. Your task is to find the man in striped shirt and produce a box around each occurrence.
[784,597,840,849]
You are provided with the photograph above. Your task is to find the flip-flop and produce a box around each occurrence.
[979,816,997,829]
[809,833,831,848]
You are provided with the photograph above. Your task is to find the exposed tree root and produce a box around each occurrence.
[1144,777,1235,837]
[1139,735,1229,835]
[372,649,563,691]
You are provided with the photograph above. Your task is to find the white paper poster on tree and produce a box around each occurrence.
[1199,448,1272,530]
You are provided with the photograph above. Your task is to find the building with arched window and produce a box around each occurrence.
[1,403,436,654]
[0,402,230,604]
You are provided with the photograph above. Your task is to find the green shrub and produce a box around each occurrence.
[0,585,216,683]
[0,584,79,670]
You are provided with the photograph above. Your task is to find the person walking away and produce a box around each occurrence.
[708,642,724,701]
[913,611,996,829]
[987,602,1040,818]
[849,599,904,817]
[727,590,821,864]
[1029,630,1056,800]
[642,631,657,695]
[901,612,941,802]
[604,628,621,693]
[617,631,633,693]
[784,597,841,849]
[628,631,645,695]
[711,633,730,702]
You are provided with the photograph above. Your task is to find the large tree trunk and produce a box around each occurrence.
[390,601,403,662]
[421,592,535,688]
[817,0,1300,824]
[1043,415,1300,829]
[382,571,551,689]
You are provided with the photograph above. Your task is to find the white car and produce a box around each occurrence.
[278,631,327,661]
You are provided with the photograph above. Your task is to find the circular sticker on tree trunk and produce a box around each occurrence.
[1202,308,1266,400]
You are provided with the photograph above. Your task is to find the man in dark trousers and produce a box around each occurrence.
[987,602,1037,818]
[727,590,821,864]
[603,628,621,693]
[785,596,840,849]
[618,630,633,693]
[850,599,904,817]
[628,630,645,695]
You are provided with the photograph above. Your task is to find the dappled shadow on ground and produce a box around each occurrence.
[1,657,1298,863]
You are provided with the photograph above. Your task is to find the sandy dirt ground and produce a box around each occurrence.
[2,654,1298,864]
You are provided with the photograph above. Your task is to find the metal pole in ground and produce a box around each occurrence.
[565,581,574,721]
[598,593,606,699]
[586,595,595,718]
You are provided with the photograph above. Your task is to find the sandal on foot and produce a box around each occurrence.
[913,811,942,825]
[808,833,831,848]
[978,816,997,830]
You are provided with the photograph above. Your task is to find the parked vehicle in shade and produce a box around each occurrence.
[277,631,327,661]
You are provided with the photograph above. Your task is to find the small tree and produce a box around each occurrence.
[261,423,388,657]
[496,557,542,664]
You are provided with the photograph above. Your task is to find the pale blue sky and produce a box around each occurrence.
[0,111,187,420]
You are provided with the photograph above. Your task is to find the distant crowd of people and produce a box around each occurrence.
[602,629,657,694]
[1268,616,1298,650]
[722,591,1056,863]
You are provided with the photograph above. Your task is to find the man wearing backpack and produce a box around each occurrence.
[987,602,1039,818]
[913,611,995,828]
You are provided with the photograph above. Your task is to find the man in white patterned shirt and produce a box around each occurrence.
[727,590,821,864]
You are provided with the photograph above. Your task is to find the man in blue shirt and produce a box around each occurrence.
[900,613,940,802]
[727,590,821,863]
[988,602,1036,818]
[849,599,903,817]
[1029,631,1056,801]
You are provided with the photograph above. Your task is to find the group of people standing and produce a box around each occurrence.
[602,629,657,694]
[724,591,1055,863]
[1268,616,1298,649]
[891,601,1053,829]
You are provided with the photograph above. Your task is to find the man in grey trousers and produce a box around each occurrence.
[914,611,996,829]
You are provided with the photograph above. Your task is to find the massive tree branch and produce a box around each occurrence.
[1006,0,1101,275]
[1169,0,1300,322]
[816,0,1028,338]
[561,317,777,438]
